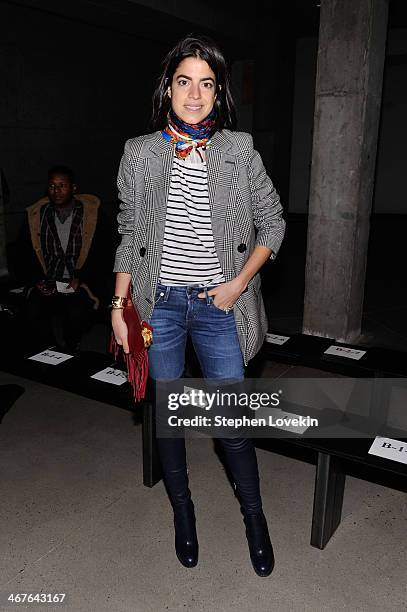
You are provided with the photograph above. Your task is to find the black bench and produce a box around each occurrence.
[0,308,140,416]
[255,435,407,549]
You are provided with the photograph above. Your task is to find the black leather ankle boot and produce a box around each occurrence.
[155,433,199,568]
[244,511,275,577]
[174,500,198,568]
[217,437,274,575]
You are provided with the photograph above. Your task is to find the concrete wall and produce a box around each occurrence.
[0,2,254,249]
[230,60,254,133]
[288,37,318,215]
[0,172,7,276]
[289,30,407,214]
[0,2,167,242]
[125,0,254,44]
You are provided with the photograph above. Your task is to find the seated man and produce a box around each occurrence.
[15,165,112,352]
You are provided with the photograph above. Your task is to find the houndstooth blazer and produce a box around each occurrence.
[113,129,286,366]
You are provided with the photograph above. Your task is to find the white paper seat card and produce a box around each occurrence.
[90,367,128,385]
[28,349,74,364]
[265,333,290,345]
[368,436,407,465]
[324,345,366,360]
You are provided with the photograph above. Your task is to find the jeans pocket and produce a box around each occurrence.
[209,296,230,313]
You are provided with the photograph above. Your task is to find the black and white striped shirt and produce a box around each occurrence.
[158,155,226,286]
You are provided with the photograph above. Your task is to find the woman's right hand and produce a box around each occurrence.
[111,309,130,354]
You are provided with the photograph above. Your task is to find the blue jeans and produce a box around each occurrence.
[149,282,262,516]
[148,282,245,381]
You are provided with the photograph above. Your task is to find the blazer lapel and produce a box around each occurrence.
[207,131,237,266]
[145,133,173,266]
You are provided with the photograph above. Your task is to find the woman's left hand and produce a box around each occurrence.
[198,277,247,312]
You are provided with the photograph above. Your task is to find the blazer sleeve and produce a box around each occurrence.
[113,138,144,274]
[246,135,286,260]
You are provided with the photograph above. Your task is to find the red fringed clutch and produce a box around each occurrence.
[109,287,153,402]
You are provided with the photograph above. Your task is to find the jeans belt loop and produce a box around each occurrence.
[203,286,211,305]
[164,285,171,302]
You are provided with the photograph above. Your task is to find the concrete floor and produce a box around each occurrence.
[0,370,406,612]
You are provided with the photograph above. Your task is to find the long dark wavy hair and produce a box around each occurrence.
[151,34,237,131]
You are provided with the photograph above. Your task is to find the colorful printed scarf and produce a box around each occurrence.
[162,108,217,160]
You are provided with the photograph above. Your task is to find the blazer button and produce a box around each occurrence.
[139,247,146,256]
[237,243,246,253]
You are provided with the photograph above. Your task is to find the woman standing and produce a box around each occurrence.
[111,35,285,577]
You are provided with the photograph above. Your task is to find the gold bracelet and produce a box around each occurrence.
[111,295,128,309]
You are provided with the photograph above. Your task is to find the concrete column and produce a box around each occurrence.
[303,0,389,341]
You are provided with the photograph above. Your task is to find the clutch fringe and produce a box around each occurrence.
[109,334,149,403]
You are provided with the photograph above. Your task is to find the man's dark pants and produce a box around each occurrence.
[25,286,95,351]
